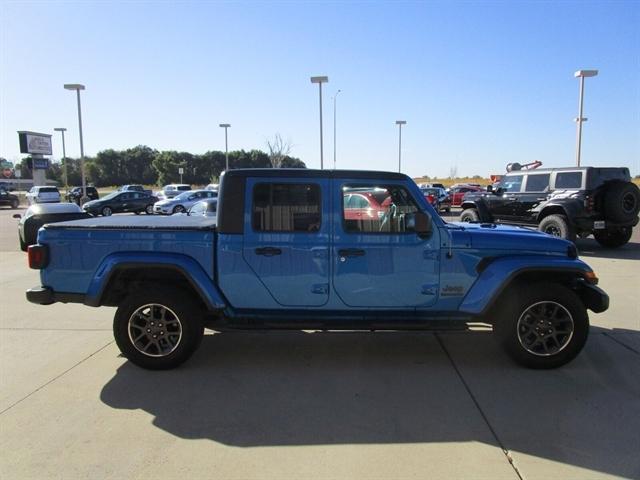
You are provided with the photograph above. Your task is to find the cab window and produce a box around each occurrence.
[343,184,419,234]
[499,175,523,192]
[252,183,321,232]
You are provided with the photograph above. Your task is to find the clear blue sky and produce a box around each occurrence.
[1,1,638,178]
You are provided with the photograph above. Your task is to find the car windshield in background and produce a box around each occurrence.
[177,186,191,191]
[40,187,59,193]
[101,191,120,201]
[423,188,439,196]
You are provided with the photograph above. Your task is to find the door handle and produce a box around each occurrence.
[507,197,517,201]
[255,247,282,256]
[338,248,366,257]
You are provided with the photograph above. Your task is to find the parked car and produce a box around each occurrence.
[26,186,60,205]
[27,168,608,371]
[343,187,390,222]
[154,189,218,215]
[420,186,451,213]
[66,186,99,204]
[460,166,640,247]
[82,191,158,216]
[187,198,218,217]
[155,184,192,201]
[0,187,19,209]
[449,184,484,207]
[14,202,90,251]
[205,183,219,191]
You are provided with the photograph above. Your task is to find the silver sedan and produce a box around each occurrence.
[153,189,217,215]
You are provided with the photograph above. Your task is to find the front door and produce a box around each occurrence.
[333,181,440,308]
[242,178,330,307]
[488,174,523,222]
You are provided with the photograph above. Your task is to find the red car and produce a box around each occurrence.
[343,189,390,220]
[449,185,484,207]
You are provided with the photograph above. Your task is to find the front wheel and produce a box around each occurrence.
[11,199,19,209]
[101,206,113,216]
[593,226,633,248]
[460,208,480,222]
[493,283,589,369]
[145,204,154,215]
[173,205,185,214]
[113,287,204,370]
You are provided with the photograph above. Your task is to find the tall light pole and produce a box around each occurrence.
[63,84,86,199]
[219,124,231,171]
[310,76,329,169]
[395,120,406,173]
[574,69,598,167]
[53,128,68,190]
[333,89,341,170]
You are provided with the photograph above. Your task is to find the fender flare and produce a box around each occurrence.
[459,255,596,315]
[461,199,493,222]
[84,252,227,310]
[535,200,581,223]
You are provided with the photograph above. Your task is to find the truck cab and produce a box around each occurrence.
[26,169,609,370]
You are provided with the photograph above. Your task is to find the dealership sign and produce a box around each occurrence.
[18,131,53,155]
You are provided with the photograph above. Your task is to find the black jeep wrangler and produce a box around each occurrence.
[460,167,639,248]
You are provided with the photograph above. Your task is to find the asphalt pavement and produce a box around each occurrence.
[0,207,638,479]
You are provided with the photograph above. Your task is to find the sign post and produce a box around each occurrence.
[179,167,184,184]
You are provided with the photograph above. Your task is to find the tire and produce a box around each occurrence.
[173,205,185,214]
[19,236,27,252]
[538,214,576,242]
[593,226,633,248]
[460,208,480,223]
[101,206,113,217]
[11,199,19,209]
[134,211,140,215]
[113,287,204,370]
[493,282,589,369]
[145,204,154,215]
[445,207,451,213]
[604,182,640,223]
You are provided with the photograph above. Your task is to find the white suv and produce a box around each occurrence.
[26,186,61,205]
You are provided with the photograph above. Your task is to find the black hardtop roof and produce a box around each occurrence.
[222,168,409,181]
[503,166,629,175]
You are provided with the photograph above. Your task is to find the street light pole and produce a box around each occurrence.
[574,69,598,167]
[219,124,231,171]
[54,127,68,189]
[333,90,341,170]
[63,84,86,199]
[310,76,329,169]
[395,120,406,173]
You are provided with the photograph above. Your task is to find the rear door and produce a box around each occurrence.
[332,180,440,308]
[242,178,330,307]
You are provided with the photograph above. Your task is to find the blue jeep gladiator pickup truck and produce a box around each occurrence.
[26,169,609,370]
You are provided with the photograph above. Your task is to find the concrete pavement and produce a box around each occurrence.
[1,208,638,479]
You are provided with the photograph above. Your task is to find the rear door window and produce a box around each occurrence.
[252,183,321,232]
[555,172,583,189]
[525,174,550,192]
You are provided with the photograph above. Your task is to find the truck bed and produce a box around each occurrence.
[44,214,217,230]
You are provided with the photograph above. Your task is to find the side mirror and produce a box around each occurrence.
[415,211,432,238]
[486,185,493,193]
[13,214,22,219]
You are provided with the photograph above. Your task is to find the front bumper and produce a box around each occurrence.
[578,283,609,314]
[154,205,173,214]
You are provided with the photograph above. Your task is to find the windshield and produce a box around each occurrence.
[101,191,120,201]
[174,191,193,201]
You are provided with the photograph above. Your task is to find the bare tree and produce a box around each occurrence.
[449,165,458,179]
[266,134,292,168]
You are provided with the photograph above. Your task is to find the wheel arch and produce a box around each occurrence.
[85,253,227,312]
[460,258,606,320]
[460,199,492,222]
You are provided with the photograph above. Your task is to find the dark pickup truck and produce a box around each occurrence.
[26,169,608,370]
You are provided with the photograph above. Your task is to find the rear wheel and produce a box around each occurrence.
[101,206,113,216]
[538,214,575,242]
[113,287,204,370]
[593,226,633,248]
[460,208,480,222]
[11,199,19,209]
[145,204,154,215]
[493,282,589,369]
